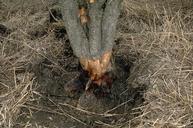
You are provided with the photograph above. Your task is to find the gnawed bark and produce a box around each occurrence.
[59,0,122,85]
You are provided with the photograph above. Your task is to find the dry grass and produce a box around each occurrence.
[118,0,193,127]
[0,0,193,127]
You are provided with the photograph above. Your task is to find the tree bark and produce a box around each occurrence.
[58,0,123,87]
[101,0,122,55]
[59,0,122,59]
[59,0,90,58]
[88,0,106,58]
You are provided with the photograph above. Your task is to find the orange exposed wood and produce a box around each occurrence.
[78,7,89,25]
[85,0,96,4]
[80,51,112,85]
[80,15,89,25]
[79,7,87,17]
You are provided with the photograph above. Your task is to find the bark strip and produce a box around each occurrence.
[88,0,106,58]
[59,0,90,58]
[101,0,123,54]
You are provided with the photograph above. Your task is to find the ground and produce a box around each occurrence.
[0,0,193,128]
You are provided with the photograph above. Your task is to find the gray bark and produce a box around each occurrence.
[101,0,122,54]
[59,0,122,59]
[59,0,90,58]
[88,0,106,58]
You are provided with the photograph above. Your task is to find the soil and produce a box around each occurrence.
[13,50,147,128]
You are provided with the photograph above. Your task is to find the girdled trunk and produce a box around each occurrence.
[59,0,123,85]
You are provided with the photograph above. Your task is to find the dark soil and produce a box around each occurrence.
[14,48,147,128]
[0,24,11,42]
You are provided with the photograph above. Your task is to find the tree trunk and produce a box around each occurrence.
[59,0,122,84]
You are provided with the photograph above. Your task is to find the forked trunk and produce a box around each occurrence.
[59,0,122,86]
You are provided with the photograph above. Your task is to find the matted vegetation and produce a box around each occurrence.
[0,0,193,127]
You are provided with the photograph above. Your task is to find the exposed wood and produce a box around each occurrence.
[80,51,111,81]
[60,0,122,59]
[79,7,89,25]
[60,0,122,85]
[86,0,96,4]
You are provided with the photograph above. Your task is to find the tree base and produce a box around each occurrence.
[64,68,115,98]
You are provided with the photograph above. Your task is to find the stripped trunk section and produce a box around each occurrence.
[59,0,123,88]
